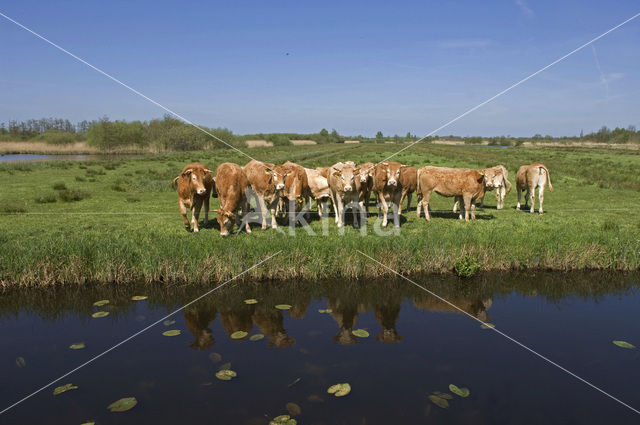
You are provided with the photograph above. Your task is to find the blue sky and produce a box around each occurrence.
[1,0,638,137]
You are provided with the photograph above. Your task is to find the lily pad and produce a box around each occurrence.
[80,422,96,425]
[215,369,237,381]
[244,299,258,304]
[433,391,453,400]
[15,357,26,368]
[131,295,147,301]
[209,352,222,363]
[93,300,109,307]
[285,402,301,416]
[613,340,635,349]
[327,383,351,397]
[53,383,78,395]
[428,394,449,408]
[270,414,297,425]
[250,333,265,341]
[275,304,292,310]
[231,330,248,339]
[107,396,137,412]
[318,309,333,313]
[163,319,176,326]
[91,311,109,318]
[449,384,470,397]
[162,329,181,337]
[69,343,85,350]
[352,329,370,338]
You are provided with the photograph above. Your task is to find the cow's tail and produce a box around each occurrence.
[539,166,553,191]
[503,168,513,196]
[416,168,422,194]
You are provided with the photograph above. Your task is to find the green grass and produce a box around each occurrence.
[0,143,639,287]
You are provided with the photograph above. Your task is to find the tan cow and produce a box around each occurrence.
[173,162,214,233]
[398,166,417,215]
[280,161,311,220]
[416,166,486,221]
[304,167,332,217]
[243,160,285,229]
[373,161,406,227]
[328,162,362,228]
[516,163,553,214]
[214,162,251,236]
[453,164,510,212]
[357,161,375,212]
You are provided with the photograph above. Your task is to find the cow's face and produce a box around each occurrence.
[359,164,373,183]
[383,162,404,186]
[269,166,287,191]
[183,167,210,195]
[215,209,235,236]
[483,168,502,188]
[334,165,356,192]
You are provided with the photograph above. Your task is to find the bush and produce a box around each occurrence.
[87,120,146,149]
[1,202,27,213]
[35,193,58,203]
[75,176,86,182]
[52,182,67,191]
[454,255,481,278]
[58,189,91,202]
[36,129,76,145]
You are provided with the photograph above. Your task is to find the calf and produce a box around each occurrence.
[453,164,510,211]
[516,163,553,214]
[416,166,485,221]
[328,162,362,228]
[243,159,285,229]
[398,166,417,215]
[357,162,375,213]
[214,162,251,236]
[173,162,213,232]
[373,161,406,227]
[304,167,332,217]
[280,161,311,221]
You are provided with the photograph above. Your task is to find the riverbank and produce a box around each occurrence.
[1,144,639,287]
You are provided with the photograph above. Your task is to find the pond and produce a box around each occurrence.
[0,154,91,162]
[1,272,639,424]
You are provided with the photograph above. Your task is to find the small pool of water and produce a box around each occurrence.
[1,272,639,424]
[0,154,90,162]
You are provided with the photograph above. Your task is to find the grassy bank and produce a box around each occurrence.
[1,143,639,286]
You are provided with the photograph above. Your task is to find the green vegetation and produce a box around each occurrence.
[0,143,639,286]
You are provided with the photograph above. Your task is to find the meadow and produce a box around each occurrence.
[1,143,639,287]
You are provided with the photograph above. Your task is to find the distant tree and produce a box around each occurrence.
[375,131,384,142]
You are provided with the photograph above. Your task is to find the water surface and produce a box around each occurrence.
[1,272,639,424]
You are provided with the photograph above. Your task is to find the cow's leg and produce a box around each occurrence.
[398,190,406,215]
[352,201,359,229]
[379,193,389,227]
[392,192,402,227]
[479,194,485,209]
[243,198,252,234]
[268,199,278,229]
[516,187,522,210]
[463,194,473,221]
[336,196,344,228]
[330,193,339,224]
[257,196,268,230]
[538,184,545,215]
[192,198,202,232]
[406,192,412,213]
[203,194,210,225]
[416,192,422,218]
[453,199,459,214]
[422,192,432,221]
[528,185,535,213]
[179,199,190,232]
[495,187,502,210]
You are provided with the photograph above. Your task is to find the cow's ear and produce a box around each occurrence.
[204,169,212,174]
[182,168,193,177]
[400,164,407,168]
[381,162,389,166]
[264,169,271,175]
[332,171,340,177]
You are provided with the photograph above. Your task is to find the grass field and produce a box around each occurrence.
[1,143,639,287]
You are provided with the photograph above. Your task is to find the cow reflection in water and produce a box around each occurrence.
[327,297,360,345]
[184,305,217,350]
[220,306,254,339]
[413,296,493,322]
[252,307,296,348]
[373,302,403,343]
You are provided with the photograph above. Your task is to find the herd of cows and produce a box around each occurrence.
[173,159,553,235]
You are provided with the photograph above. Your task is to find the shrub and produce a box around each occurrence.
[1,202,27,213]
[86,168,106,176]
[454,255,481,278]
[75,176,86,182]
[36,129,76,145]
[52,182,67,191]
[35,193,58,203]
[58,189,91,202]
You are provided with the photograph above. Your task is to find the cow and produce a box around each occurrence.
[328,162,362,228]
[356,162,375,213]
[416,166,486,221]
[316,166,332,179]
[184,305,217,350]
[173,162,214,233]
[398,166,417,215]
[280,161,311,222]
[305,167,332,217]
[453,164,510,212]
[213,162,252,236]
[373,161,406,227]
[243,160,285,230]
[516,163,553,214]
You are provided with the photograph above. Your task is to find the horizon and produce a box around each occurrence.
[1,1,639,138]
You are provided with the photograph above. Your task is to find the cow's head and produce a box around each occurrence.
[182,167,211,195]
[333,164,357,193]
[263,164,285,191]
[358,163,374,183]
[381,162,405,187]
[215,209,235,236]
[482,168,501,188]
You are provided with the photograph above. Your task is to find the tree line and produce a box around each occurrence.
[1,116,639,150]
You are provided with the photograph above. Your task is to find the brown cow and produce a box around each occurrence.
[398,166,417,215]
[416,166,486,221]
[516,163,553,214]
[214,162,251,236]
[357,161,375,212]
[328,162,362,228]
[453,164,510,211]
[243,160,285,229]
[173,162,214,233]
[373,161,406,227]
[280,161,311,220]
[305,167,332,217]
